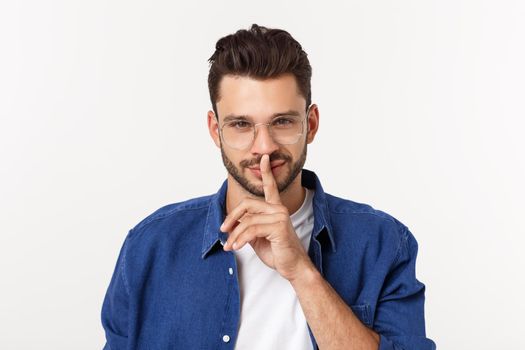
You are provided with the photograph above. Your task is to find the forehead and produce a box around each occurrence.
[216,73,306,122]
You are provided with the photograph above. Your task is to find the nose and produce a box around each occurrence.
[249,123,279,156]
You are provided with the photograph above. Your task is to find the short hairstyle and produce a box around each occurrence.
[207,24,312,119]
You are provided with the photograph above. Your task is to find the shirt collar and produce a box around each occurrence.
[201,168,336,259]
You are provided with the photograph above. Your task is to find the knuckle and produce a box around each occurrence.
[278,212,288,219]
[278,205,289,215]
[233,223,244,235]
[239,215,251,227]
[233,222,245,235]
[249,224,261,236]
[239,226,249,237]
[247,225,257,235]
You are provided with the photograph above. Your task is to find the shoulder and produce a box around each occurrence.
[323,193,415,256]
[125,193,215,244]
[325,193,405,226]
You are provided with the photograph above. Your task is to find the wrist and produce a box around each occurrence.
[289,257,321,288]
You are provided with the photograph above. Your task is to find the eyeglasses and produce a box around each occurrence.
[219,106,311,150]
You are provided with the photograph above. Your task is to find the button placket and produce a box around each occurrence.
[218,250,240,348]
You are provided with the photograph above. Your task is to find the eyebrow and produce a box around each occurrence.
[222,109,302,123]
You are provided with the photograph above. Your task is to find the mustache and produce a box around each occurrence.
[240,153,292,168]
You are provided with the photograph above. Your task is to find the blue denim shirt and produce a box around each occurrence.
[101,169,436,349]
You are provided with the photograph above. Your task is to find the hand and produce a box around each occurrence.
[221,154,313,281]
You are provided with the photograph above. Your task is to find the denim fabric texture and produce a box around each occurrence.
[101,169,436,349]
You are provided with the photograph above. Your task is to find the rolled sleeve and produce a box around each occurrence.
[379,334,436,350]
[374,227,436,350]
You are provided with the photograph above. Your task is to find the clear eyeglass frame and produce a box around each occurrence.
[219,105,312,151]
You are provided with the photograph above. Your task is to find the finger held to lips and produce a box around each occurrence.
[221,154,283,250]
[261,154,281,204]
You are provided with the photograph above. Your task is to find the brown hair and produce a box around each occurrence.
[207,24,312,119]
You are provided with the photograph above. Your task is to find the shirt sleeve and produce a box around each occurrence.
[374,226,436,350]
[101,233,132,350]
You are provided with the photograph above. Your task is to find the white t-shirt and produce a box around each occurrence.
[233,187,315,349]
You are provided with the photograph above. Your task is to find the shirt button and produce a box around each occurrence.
[228,267,234,275]
[222,335,230,343]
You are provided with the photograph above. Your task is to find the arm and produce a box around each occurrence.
[228,218,436,350]
[101,234,131,349]
[372,227,436,350]
[290,259,380,350]
[290,227,436,350]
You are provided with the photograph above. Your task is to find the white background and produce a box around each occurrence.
[1,0,524,349]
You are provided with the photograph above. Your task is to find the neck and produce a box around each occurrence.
[225,172,306,216]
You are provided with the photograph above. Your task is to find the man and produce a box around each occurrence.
[101,24,436,349]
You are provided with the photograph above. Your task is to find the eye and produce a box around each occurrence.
[272,117,295,127]
[228,120,252,129]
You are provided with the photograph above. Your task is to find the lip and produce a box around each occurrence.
[248,160,286,171]
[248,161,286,178]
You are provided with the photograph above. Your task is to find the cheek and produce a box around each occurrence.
[285,144,304,159]
[224,148,248,165]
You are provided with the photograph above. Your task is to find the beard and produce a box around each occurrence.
[220,140,307,198]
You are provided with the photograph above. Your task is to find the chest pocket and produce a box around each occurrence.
[350,304,373,327]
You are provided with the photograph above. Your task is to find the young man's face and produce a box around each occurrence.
[207,73,319,198]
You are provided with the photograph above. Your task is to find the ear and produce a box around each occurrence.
[207,110,221,148]
[306,104,320,144]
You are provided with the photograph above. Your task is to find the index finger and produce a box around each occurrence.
[260,154,282,204]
